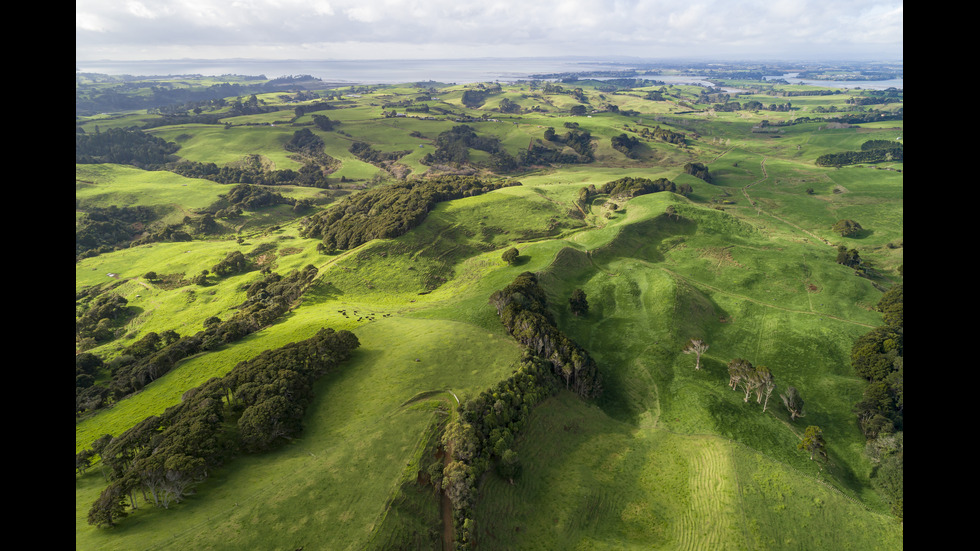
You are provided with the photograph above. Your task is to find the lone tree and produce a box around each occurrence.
[569,288,589,316]
[501,247,520,265]
[780,386,805,420]
[832,219,863,237]
[683,338,709,370]
[798,425,828,462]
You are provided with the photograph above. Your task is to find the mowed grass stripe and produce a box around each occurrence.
[674,436,742,551]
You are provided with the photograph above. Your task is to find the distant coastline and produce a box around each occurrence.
[75,57,902,89]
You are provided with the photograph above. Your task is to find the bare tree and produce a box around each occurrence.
[780,386,805,421]
[754,365,775,412]
[683,338,709,370]
[739,369,759,402]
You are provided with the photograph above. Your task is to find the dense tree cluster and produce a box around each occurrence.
[83,327,359,527]
[169,155,333,189]
[823,110,903,124]
[846,96,899,106]
[76,293,133,349]
[210,250,250,277]
[541,127,594,162]
[568,288,588,317]
[708,100,792,112]
[832,219,863,237]
[519,142,588,166]
[76,265,322,414]
[850,283,903,517]
[76,81,261,116]
[611,133,641,158]
[630,124,686,145]
[348,141,410,164]
[489,272,602,399]
[311,114,338,131]
[76,352,104,393]
[75,128,180,168]
[76,205,159,259]
[501,247,520,265]
[683,162,713,183]
[816,137,904,168]
[835,245,864,271]
[226,94,279,117]
[218,182,297,212]
[598,176,677,198]
[816,147,903,167]
[461,89,490,108]
[861,139,901,151]
[284,128,325,155]
[497,97,521,113]
[421,125,504,166]
[300,175,520,251]
[293,101,337,118]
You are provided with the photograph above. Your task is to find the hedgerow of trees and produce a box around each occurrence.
[816,147,903,167]
[348,141,411,165]
[76,265,322,414]
[441,353,560,548]
[442,272,603,547]
[488,272,602,399]
[850,283,903,516]
[300,175,521,251]
[169,154,334,189]
[82,327,360,527]
[816,138,903,167]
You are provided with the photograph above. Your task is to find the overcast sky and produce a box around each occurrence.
[76,0,903,62]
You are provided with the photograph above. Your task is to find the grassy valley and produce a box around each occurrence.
[76,64,902,550]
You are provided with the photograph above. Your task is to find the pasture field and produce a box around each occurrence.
[76,70,902,549]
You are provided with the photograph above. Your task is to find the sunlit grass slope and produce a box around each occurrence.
[475,391,901,551]
[76,314,523,551]
[466,190,899,548]
[76,78,901,550]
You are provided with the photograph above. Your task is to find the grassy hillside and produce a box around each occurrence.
[76,69,902,549]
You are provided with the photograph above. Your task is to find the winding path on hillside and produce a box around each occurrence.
[400,390,458,550]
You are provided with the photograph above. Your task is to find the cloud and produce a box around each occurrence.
[75,0,903,60]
